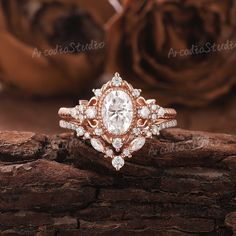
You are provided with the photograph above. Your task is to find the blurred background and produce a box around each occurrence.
[0,0,235,135]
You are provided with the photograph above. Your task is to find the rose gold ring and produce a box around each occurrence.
[58,72,177,170]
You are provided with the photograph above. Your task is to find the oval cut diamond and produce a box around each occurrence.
[101,90,133,135]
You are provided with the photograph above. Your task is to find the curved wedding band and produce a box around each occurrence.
[58,106,176,120]
[58,73,177,170]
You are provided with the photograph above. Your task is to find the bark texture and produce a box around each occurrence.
[0,128,236,235]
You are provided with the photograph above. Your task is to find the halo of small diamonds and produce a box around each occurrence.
[58,73,177,171]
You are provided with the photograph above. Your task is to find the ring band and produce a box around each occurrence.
[58,107,176,120]
[58,72,177,170]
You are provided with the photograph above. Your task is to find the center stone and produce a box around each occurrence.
[101,90,133,135]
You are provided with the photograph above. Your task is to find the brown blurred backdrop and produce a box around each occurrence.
[0,0,235,135]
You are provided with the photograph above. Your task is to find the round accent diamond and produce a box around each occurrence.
[112,74,122,86]
[112,156,124,171]
[105,149,113,157]
[86,107,97,119]
[151,125,160,135]
[93,89,102,97]
[59,120,66,128]
[101,90,133,135]
[70,108,79,119]
[76,127,85,136]
[132,127,141,136]
[78,114,84,121]
[94,128,103,136]
[112,138,123,150]
[146,131,152,138]
[157,107,165,117]
[151,104,158,111]
[123,148,131,157]
[139,106,150,119]
[76,105,84,112]
[132,89,141,97]
[84,132,90,139]
[151,114,157,121]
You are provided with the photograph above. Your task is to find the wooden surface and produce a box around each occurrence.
[0,128,236,235]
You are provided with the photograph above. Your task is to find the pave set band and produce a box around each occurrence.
[59,73,177,170]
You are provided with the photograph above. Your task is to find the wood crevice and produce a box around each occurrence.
[0,128,235,235]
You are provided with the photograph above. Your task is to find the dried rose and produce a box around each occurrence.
[106,0,236,106]
[0,0,114,95]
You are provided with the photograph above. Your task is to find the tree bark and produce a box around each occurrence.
[0,128,235,236]
[225,212,236,235]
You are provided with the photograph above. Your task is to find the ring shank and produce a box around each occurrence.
[59,106,177,120]
[58,107,74,120]
[163,108,177,119]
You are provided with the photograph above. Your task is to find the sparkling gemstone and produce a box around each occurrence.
[139,106,150,119]
[101,90,133,135]
[94,128,103,136]
[130,137,146,152]
[59,120,66,128]
[159,123,165,130]
[146,99,156,104]
[132,89,141,97]
[70,108,79,119]
[123,148,131,157]
[90,138,104,153]
[112,74,122,86]
[84,132,90,139]
[60,120,73,129]
[112,156,124,171]
[151,125,160,135]
[76,105,84,112]
[112,138,123,150]
[146,131,152,138]
[71,124,76,129]
[86,107,97,119]
[132,127,141,136]
[151,104,158,111]
[105,149,113,157]
[161,120,177,129]
[66,122,71,129]
[71,124,77,130]
[93,89,102,97]
[157,107,165,117]
[151,114,157,121]
[76,127,85,136]
[78,114,84,121]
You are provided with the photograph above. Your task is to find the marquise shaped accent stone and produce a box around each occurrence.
[90,138,104,153]
[130,137,146,152]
